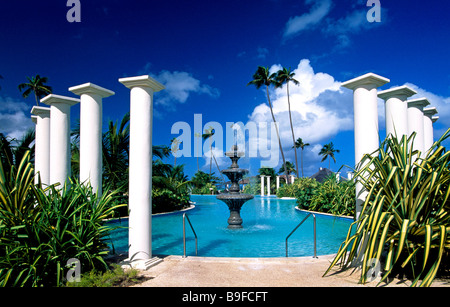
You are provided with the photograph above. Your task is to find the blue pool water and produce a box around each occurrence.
[107,195,353,258]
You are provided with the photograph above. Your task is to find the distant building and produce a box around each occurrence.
[310,168,348,183]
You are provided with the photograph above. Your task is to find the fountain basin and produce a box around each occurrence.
[217,193,254,229]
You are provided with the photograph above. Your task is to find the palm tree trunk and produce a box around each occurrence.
[301,148,304,177]
[266,86,288,184]
[287,82,299,178]
[34,92,39,106]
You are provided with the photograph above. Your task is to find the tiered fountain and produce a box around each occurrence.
[216,145,254,229]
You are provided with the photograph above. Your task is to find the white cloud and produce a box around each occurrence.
[283,1,385,50]
[246,59,353,171]
[0,96,34,140]
[153,71,220,109]
[283,0,333,38]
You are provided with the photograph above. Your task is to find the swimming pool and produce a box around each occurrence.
[107,195,353,258]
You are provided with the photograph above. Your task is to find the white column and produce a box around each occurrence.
[378,86,416,139]
[423,107,437,152]
[31,106,51,186]
[276,176,280,191]
[290,175,295,184]
[41,94,80,188]
[260,176,265,196]
[69,83,115,196]
[342,73,390,219]
[119,75,164,262]
[267,176,271,196]
[407,98,430,155]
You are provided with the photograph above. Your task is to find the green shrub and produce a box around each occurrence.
[309,176,355,216]
[0,151,123,287]
[152,187,190,214]
[324,131,450,287]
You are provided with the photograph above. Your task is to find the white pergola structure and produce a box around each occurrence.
[69,83,115,196]
[407,98,430,156]
[342,73,440,220]
[31,106,51,186]
[119,75,165,265]
[41,94,80,188]
[423,107,438,151]
[342,73,390,219]
[378,86,417,139]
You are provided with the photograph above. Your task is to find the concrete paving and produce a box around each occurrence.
[129,254,449,287]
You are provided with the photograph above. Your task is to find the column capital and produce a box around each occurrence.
[432,116,439,123]
[119,75,165,92]
[407,97,430,110]
[31,115,37,124]
[378,86,417,101]
[41,94,80,107]
[423,107,438,118]
[31,106,51,117]
[341,73,390,91]
[69,82,115,98]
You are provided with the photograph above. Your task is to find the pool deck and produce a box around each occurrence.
[129,254,449,287]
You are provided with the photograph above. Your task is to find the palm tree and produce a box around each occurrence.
[293,138,310,177]
[102,113,130,192]
[248,66,289,182]
[202,127,215,177]
[278,161,296,184]
[194,132,201,172]
[276,67,300,177]
[18,75,53,106]
[170,137,181,166]
[319,142,340,170]
[202,127,225,183]
[0,129,35,176]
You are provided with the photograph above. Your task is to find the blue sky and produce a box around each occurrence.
[1,0,449,179]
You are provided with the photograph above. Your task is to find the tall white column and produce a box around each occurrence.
[407,98,430,155]
[276,176,280,191]
[423,107,437,152]
[119,75,164,262]
[267,176,271,196]
[31,106,51,186]
[378,86,416,139]
[260,176,265,196]
[41,94,80,188]
[69,83,115,196]
[342,73,390,219]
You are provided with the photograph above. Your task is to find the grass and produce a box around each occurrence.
[65,264,151,287]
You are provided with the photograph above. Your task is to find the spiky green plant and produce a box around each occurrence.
[0,151,124,287]
[324,130,450,287]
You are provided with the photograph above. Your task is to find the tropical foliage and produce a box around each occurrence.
[18,75,53,105]
[319,142,340,170]
[324,131,450,287]
[191,170,219,195]
[277,176,355,216]
[0,152,123,287]
[293,138,310,177]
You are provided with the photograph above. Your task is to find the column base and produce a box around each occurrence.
[120,256,163,271]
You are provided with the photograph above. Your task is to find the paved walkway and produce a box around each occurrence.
[129,254,449,287]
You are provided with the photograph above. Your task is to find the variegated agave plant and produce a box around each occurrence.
[324,129,450,287]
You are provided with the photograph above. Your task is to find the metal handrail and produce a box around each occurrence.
[183,213,198,258]
[285,213,317,258]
